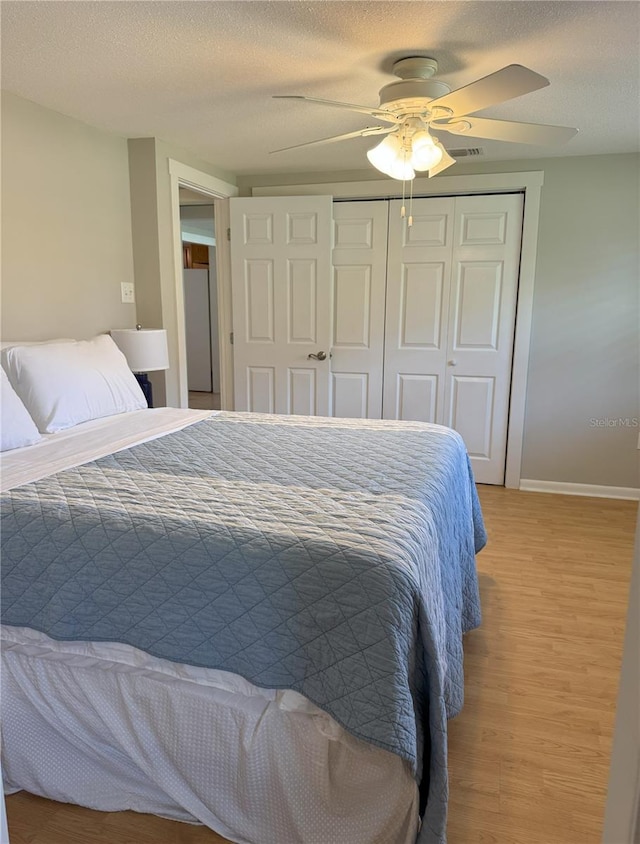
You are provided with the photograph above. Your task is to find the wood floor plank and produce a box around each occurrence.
[447,486,635,844]
[5,487,636,843]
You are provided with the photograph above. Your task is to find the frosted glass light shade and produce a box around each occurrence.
[410,131,443,172]
[110,328,169,372]
[385,157,416,181]
[367,134,415,180]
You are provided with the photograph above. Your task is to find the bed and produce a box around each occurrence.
[1,336,485,844]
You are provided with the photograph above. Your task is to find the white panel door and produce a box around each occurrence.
[444,193,523,484]
[382,193,523,484]
[230,193,523,484]
[383,197,455,423]
[230,196,333,415]
[331,201,388,418]
[183,268,212,392]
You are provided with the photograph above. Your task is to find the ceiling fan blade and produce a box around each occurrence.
[429,147,457,177]
[273,95,400,124]
[270,125,396,154]
[436,115,578,145]
[428,65,550,117]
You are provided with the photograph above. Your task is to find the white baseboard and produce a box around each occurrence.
[519,479,640,501]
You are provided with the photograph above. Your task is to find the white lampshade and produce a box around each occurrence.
[410,131,443,172]
[110,328,169,372]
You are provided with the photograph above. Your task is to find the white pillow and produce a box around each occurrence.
[0,338,73,350]
[1,370,42,451]
[2,334,147,433]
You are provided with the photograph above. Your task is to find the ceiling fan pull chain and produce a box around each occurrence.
[408,177,414,227]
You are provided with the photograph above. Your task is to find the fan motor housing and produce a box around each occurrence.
[378,78,451,111]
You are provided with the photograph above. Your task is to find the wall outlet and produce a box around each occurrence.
[121,282,135,304]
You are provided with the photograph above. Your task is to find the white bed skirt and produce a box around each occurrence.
[1,626,419,844]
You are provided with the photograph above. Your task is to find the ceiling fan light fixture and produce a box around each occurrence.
[273,59,577,177]
[366,133,415,180]
[387,159,417,181]
[410,130,443,171]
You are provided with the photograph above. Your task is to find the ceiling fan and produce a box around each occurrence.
[271,57,578,179]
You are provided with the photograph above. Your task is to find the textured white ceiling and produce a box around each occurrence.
[2,1,639,176]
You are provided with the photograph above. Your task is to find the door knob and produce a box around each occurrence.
[448,359,458,366]
[308,351,327,361]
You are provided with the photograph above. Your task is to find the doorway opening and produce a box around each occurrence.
[180,189,221,411]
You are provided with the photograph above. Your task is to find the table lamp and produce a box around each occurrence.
[110,325,169,408]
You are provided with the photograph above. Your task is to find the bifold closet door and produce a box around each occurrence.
[383,194,524,485]
[443,193,523,484]
[382,197,455,424]
[330,201,388,418]
[230,193,523,483]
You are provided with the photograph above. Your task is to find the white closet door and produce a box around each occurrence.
[230,193,523,484]
[230,196,333,415]
[331,201,388,418]
[383,193,523,484]
[444,193,523,484]
[383,197,455,423]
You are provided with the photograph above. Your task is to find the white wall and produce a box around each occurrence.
[238,153,640,490]
[180,204,216,245]
[1,92,136,340]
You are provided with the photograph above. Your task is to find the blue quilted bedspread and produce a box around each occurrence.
[1,412,484,843]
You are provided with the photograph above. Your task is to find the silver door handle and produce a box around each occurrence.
[448,359,458,366]
[308,351,327,361]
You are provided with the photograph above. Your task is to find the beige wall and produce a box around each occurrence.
[1,92,136,340]
[459,155,639,490]
[238,154,640,490]
[0,92,236,407]
[128,138,235,406]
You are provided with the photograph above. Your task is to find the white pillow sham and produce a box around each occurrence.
[2,334,148,433]
[1,370,42,451]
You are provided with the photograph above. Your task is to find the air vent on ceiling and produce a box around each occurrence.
[449,147,484,157]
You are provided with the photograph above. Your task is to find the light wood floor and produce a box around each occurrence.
[5,487,636,844]
[188,391,221,411]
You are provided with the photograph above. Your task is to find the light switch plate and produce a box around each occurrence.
[121,282,135,304]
